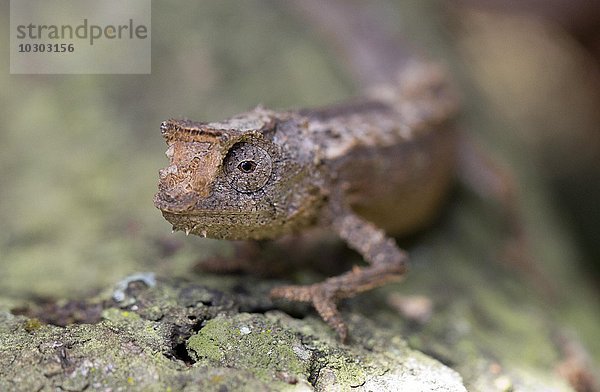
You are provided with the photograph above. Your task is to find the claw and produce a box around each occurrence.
[314,295,348,342]
[271,283,348,342]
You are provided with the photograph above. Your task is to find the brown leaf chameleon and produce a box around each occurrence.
[154,62,463,341]
[153,0,543,342]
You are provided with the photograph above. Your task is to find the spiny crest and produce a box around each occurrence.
[160,119,232,145]
[160,106,279,146]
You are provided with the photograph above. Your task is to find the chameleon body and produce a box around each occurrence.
[154,63,459,340]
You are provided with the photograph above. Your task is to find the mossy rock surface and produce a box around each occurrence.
[0,275,468,392]
[0,262,586,391]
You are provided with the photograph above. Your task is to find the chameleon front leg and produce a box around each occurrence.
[271,212,408,341]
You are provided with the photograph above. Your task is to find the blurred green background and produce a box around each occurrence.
[1,0,598,307]
[0,1,357,298]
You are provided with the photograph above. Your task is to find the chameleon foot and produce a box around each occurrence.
[271,213,409,341]
[271,283,348,341]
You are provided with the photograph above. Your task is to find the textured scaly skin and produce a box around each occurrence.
[154,62,459,341]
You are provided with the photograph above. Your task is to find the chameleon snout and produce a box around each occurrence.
[153,184,198,214]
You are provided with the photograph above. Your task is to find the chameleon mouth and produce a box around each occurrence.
[163,209,270,217]
[153,191,198,214]
[154,192,275,218]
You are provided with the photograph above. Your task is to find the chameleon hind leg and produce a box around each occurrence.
[457,135,556,298]
[271,212,408,342]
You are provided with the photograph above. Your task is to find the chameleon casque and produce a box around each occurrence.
[154,62,460,341]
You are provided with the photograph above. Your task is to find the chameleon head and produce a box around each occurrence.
[154,108,316,240]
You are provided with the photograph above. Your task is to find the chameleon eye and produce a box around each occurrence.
[224,142,272,193]
[238,160,257,173]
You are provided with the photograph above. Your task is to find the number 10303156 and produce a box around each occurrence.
[18,43,74,53]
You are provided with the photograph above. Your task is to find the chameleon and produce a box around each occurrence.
[153,61,461,341]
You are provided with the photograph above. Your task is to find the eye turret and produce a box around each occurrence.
[224,142,272,193]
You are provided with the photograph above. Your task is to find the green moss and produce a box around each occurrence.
[320,353,368,387]
[187,319,227,363]
[23,318,43,333]
[102,307,142,322]
[187,313,310,382]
